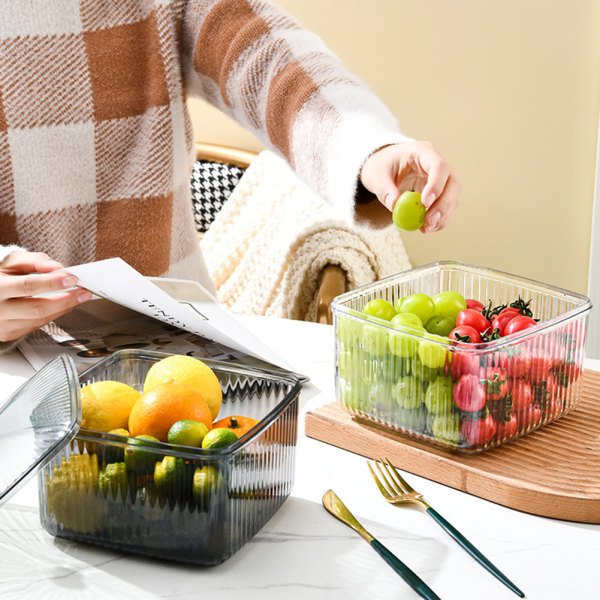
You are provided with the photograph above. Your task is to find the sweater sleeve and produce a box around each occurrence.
[180,0,411,224]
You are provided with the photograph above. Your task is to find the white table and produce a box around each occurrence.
[1,314,598,600]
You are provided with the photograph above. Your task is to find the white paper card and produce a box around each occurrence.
[65,258,294,371]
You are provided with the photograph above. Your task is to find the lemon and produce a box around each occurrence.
[167,419,209,447]
[80,381,141,432]
[45,454,107,533]
[143,355,222,420]
[201,427,238,449]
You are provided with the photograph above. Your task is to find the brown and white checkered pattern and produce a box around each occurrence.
[0,0,407,282]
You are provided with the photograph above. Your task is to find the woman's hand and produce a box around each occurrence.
[360,141,461,233]
[0,251,92,342]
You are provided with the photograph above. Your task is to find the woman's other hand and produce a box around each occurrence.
[0,251,92,342]
[360,141,461,233]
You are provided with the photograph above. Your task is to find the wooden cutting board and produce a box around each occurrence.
[305,370,600,523]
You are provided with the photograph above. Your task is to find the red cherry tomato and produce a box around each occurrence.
[495,414,518,439]
[453,373,486,412]
[460,414,497,446]
[511,379,532,411]
[491,311,519,336]
[450,352,480,380]
[516,405,542,429]
[466,299,485,312]
[456,309,491,334]
[508,349,553,381]
[449,325,481,344]
[480,366,509,401]
[503,315,537,336]
[498,307,520,317]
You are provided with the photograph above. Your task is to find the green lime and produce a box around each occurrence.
[98,462,132,501]
[201,427,238,449]
[167,419,209,447]
[154,456,190,507]
[192,465,224,503]
[124,434,160,474]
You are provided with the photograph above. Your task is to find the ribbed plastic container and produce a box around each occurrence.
[332,261,591,453]
[38,350,301,565]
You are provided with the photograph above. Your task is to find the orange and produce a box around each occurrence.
[128,381,212,442]
[143,355,222,420]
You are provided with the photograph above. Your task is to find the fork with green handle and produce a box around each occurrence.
[322,489,442,600]
[368,458,525,598]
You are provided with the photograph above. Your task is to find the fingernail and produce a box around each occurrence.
[384,193,396,210]
[427,211,440,231]
[77,291,92,303]
[62,275,78,288]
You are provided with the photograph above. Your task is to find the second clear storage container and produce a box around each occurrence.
[332,261,591,453]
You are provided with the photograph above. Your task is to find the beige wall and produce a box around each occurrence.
[187,0,600,295]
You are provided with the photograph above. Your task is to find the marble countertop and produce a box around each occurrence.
[1,314,598,600]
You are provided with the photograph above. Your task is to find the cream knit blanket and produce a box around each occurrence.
[200,151,412,321]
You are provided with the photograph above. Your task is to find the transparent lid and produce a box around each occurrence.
[0,355,80,504]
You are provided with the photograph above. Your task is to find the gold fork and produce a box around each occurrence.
[368,458,525,599]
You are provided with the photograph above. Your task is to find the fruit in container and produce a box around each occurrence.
[167,419,210,447]
[45,454,107,533]
[80,381,141,432]
[212,415,260,439]
[143,355,223,420]
[201,427,239,449]
[128,381,213,442]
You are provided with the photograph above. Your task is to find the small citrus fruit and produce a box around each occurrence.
[80,381,141,433]
[143,355,222,419]
[167,419,209,447]
[212,415,260,438]
[129,381,212,442]
[192,465,223,503]
[201,427,238,449]
[124,434,160,474]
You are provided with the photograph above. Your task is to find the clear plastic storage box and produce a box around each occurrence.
[332,261,591,453]
[37,350,301,565]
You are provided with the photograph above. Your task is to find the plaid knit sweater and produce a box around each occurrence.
[0,0,408,287]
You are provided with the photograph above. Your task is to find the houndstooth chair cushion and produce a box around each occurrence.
[191,160,245,233]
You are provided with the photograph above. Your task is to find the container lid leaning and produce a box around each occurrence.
[0,354,81,505]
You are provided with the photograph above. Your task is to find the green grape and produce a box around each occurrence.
[392,191,426,231]
[396,293,435,325]
[431,413,461,444]
[391,312,423,329]
[432,291,467,321]
[340,380,371,412]
[337,313,363,348]
[425,314,456,337]
[337,348,363,381]
[388,320,426,358]
[417,334,448,369]
[424,376,454,415]
[362,298,396,321]
[362,323,389,356]
[394,375,424,410]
